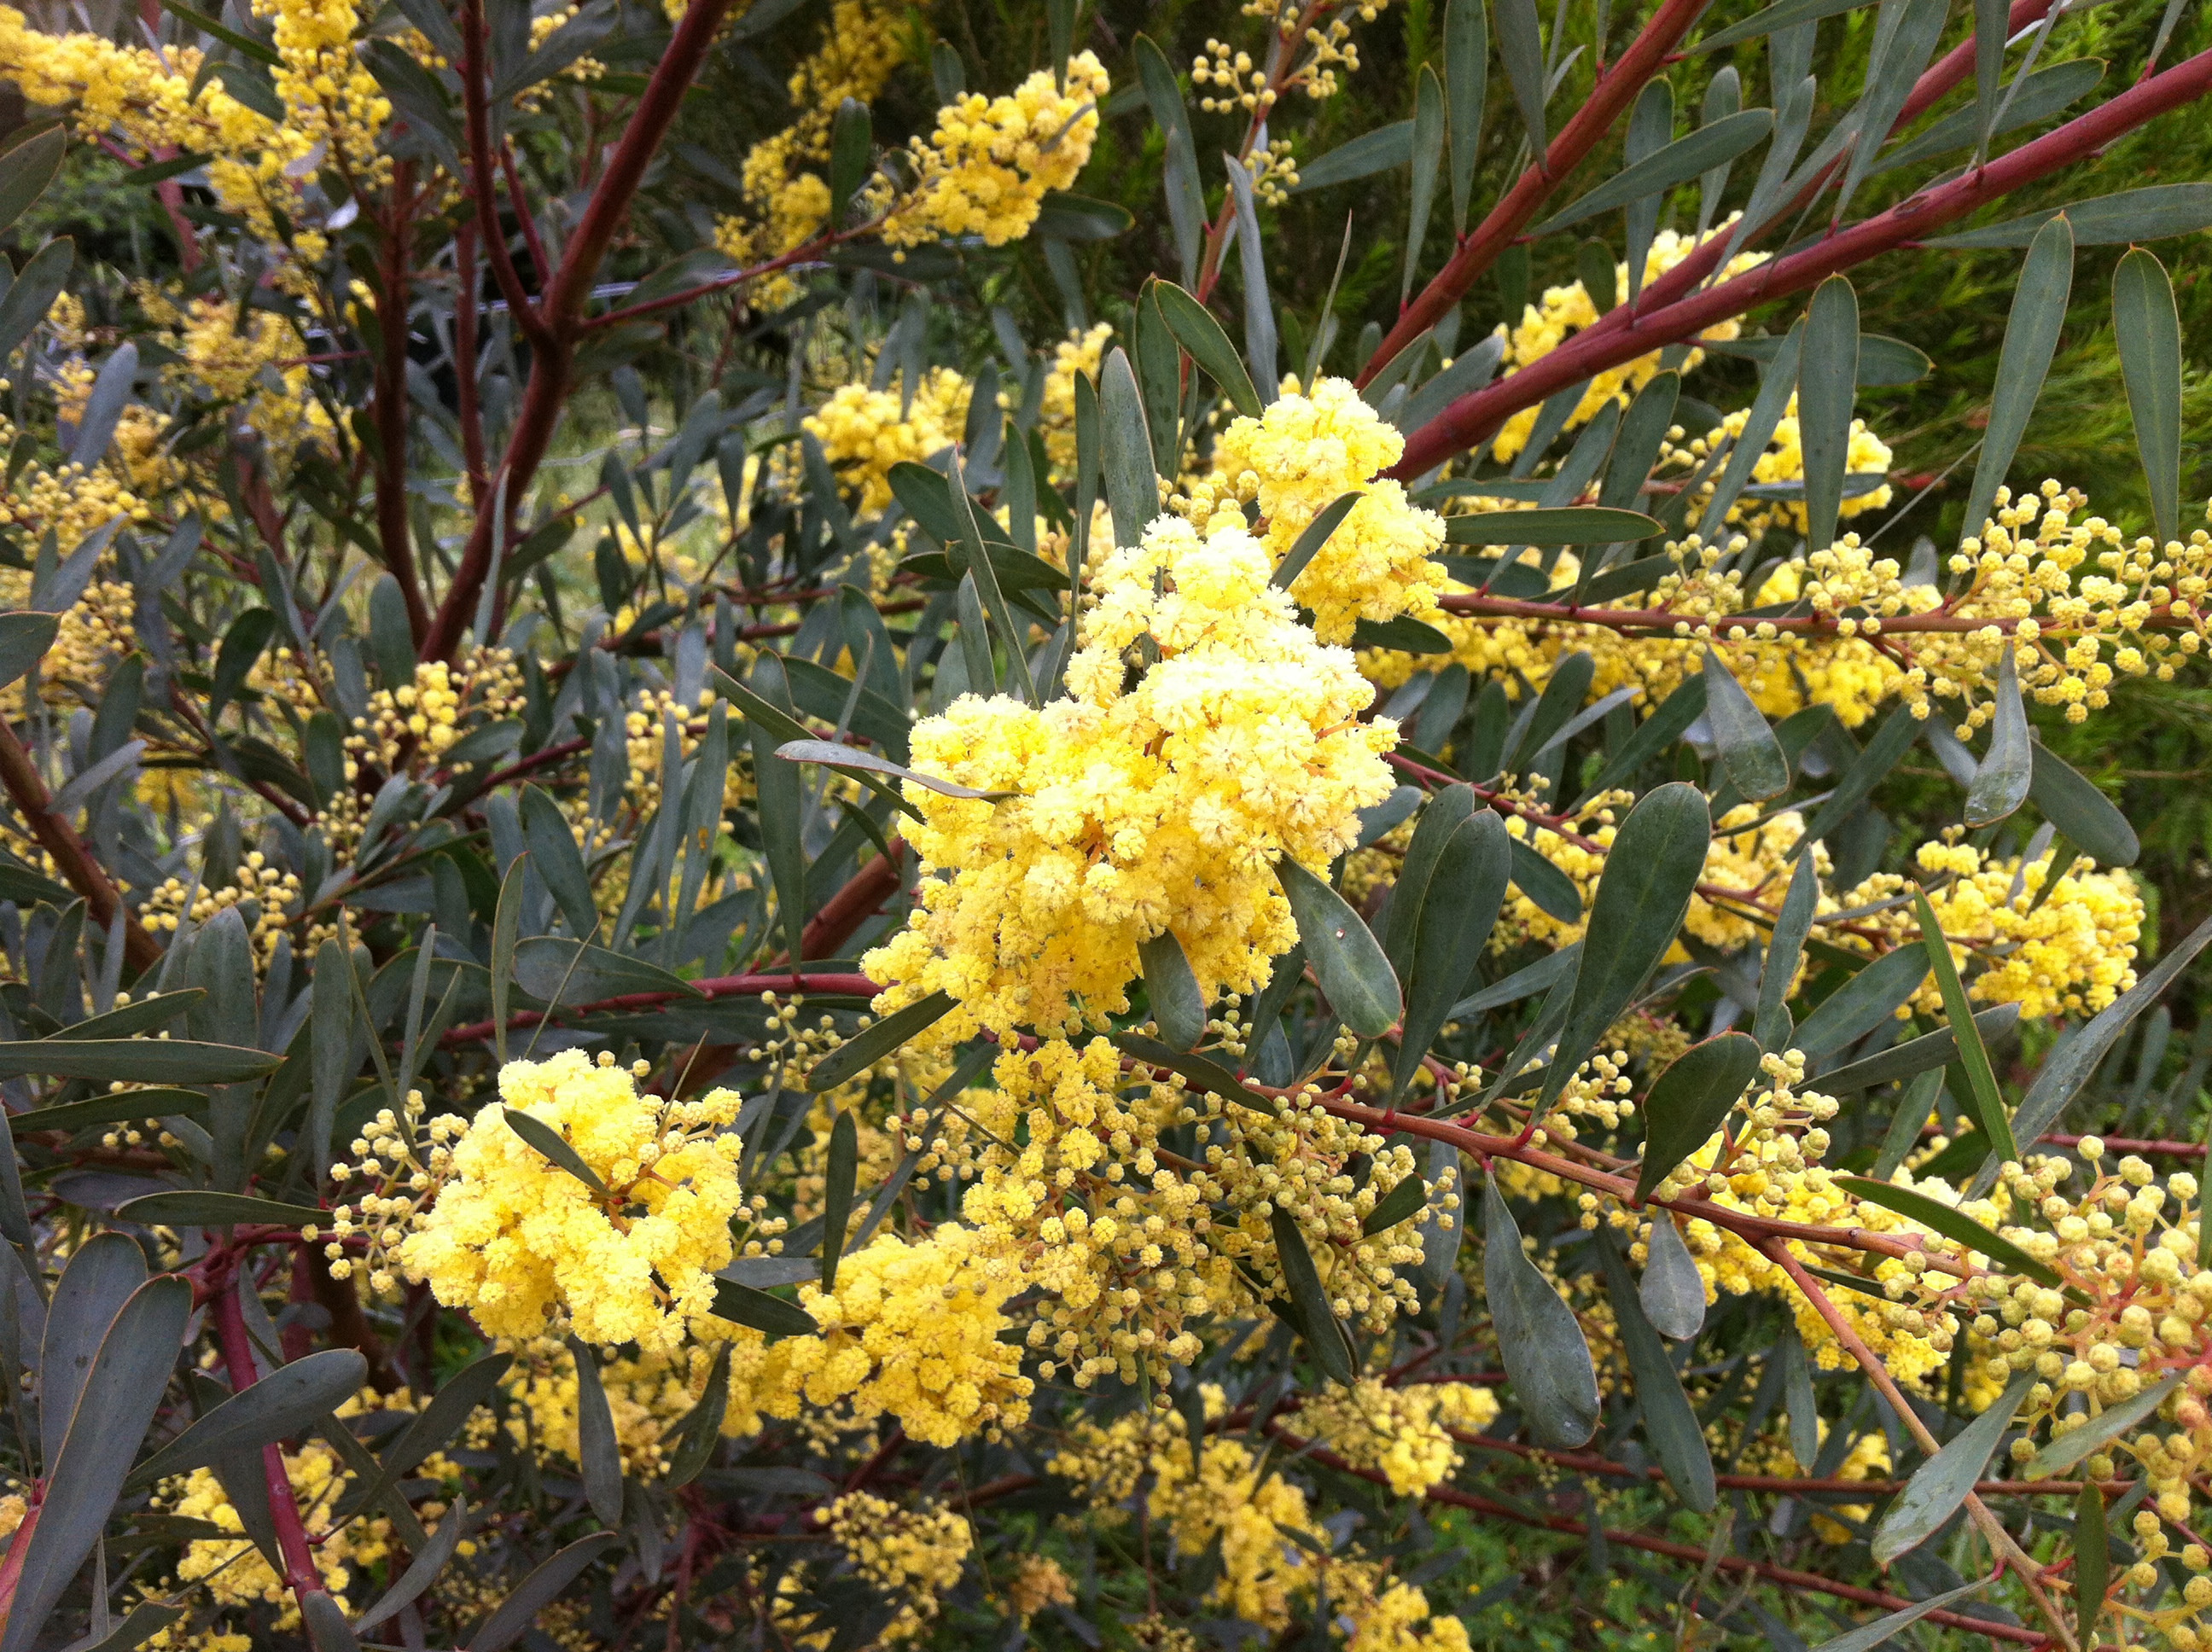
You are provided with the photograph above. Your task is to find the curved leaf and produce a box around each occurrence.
[709,1275,819,1340]
[1964,644,2031,827]
[1797,276,1859,551]
[821,1108,858,1294]
[1961,213,2074,543]
[1270,1205,1354,1385]
[1138,929,1208,1052]
[464,1533,623,1652]
[1444,0,1487,234]
[1913,890,2017,1162]
[131,1348,367,1489]
[1153,281,1261,418]
[0,1038,279,1085]
[1790,944,1927,1058]
[1703,648,1790,801]
[114,1190,327,1228]
[1483,1174,1599,1448]
[503,1108,610,1196]
[2023,1373,2182,1479]
[562,1335,623,1527]
[776,737,1010,802]
[1272,492,1365,590]
[1837,1176,2057,1286]
[1635,1032,1763,1202]
[1441,506,1662,546]
[1290,121,1414,193]
[1871,1369,2035,1563]
[41,1232,148,1466]
[1277,858,1401,1038]
[1098,347,1156,550]
[1755,852,1819,1051]
[352,1497,470,1634]
[1818,1003,2020,1094]
[2115,247,2183,547]
[804,991,955,1092]
[1596,1232,1714,1512]
[2028,745,2138,868]
[1927,182,2212,250]
[1534,108,1774,235]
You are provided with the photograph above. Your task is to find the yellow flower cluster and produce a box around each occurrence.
[1490,228,1767,463]
[818,1492,973,1644]
[802,368,973,514]
[361,1051,751,1355]
[1191,376,1450,644]
[882,55,1111,248]
[139,290,336,471]
[347,649,526,773]
[505,1338,697,1479]
[864,500,1395,1044]
[1036,321,1115,474]
[155,1440,387,1625]
[0,573,137,717]
[1299,1376,1500,1496]
[143,852,306,964]
[722,1221,1033,1446]
[1692,396,1895,536]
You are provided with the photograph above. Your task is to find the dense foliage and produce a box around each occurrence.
[3,0,2212,1648]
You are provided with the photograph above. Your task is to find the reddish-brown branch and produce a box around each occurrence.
[1282,1433,2040,1644]
[1457,1430,2112,1498]
[0,719,160,973]
[460,0,551,346]
[455,217,490,506]
[795,841,906,963]
[1355,0,1715,384]
[1393,44,2212,475]
[420,0,742,665]
[212,1273,330,1608]
[373,166,432,648]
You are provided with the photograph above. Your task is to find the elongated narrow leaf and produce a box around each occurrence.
[1361,1171,1429,1236]
[1270,1206,1354,1384]
[664,1344,731,1487]
[1838,1176,2056,1285]
[828,96,870,224]
[1544,784,1710,1109]
[0,239,73,362]
[1133,34,1205,285]
[1277,858,1401,1038]
[1797,276,1858,551]
[1138,930,1208,1051]
[1913,890,2017,1161]
[948,451,1037,705]
[708,1275,818,1339]
[743,659,806,966]
[1493,0,1547,155]
[1391,810,1510,1097]
[1819,1004,2020,1094]
[1810,1578,1996,1652]
[1640,1215,1706,1340]
[1927,182,2212,249]
[1699,322,1802,538]
[2023,1373,2182,1479]
[0,1038,278,1084]
[1755,852,1818,1051]
[2008,906,2212,1153]
[1965,646,2031,827]
[0,127,63,239]
[2,1277,192,1652]
[1793,944,1928,1059]
[0,611,58,691]
[504,1108,610,1195]
[1575,677,1707,807]
[1534,109,1774,235]
[1272,492,1364,590]
[1445,0,1487,234]
[1483,1175,1599,1447]
[1506,835,1582,922]
[776,737,1005,803]
[1442,506,1661,546]
[1290,122,1413,193]
[1635,1032,1762,1202]
[1099,347,1156,550]
[1596,1232,1714,1512]
[2115,247,2182,547]
[131,1348,367,1488]
[352,1497,470,1634]
[1695,0,1869,52]
[2077,1481,2109,1645]
[1153,281,1260,417]
[41,1233,148,1465]
[1405,65,1445,303]
[1703,648,1789,801]
[1962,213,2073,540]
[1871,1369,2035,1563]
[804,991,954,1092]
[1796,703,1918,851]
[2028,745,2137,868]
[114,1191,327,1227]
[563,1335,623,1527]
[465,1533,622,1652]
[821,1109,857,1294]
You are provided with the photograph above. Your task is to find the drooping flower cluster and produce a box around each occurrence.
[818,1493,974,1644]
[802,368,974,513]
[863,500,1396,1044]
[1299,1376,1501,1497]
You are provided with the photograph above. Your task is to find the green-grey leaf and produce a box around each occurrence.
[352,1495,470,1634]
[1139,930,1208,1052]
[1596,1232,1714,1512]
[0,1038,278,1085]
[42,1232,148,1465]
[1099,347,1157,550]
[1755,852,1818,1051]
[1290,121,1413,193]
[1702,648,1790,801]
[1406,65,1445,304]
[1483,1175,1599,1447]
[2024,1373,2181,1479]
[504,1108,610,1195]
[2077,1481,2109,1646]
[806,991,955,1092]
[1961,213,2073,542]
[0,611,58,690]
[509,937,702,1008]
[1694,0,1870,54]
[0,127,64,238]
[1277,858,1401,1038]
[1445,0,1487,234]
[2028,745,2137,868]
[1871,1368,2035,1563]
[776,737,1005,804]
[828,96,870,224]
[490,854,526,1067]
[1913,890,2017,1161]
[114,1191,328,1227]
[1634,1032,1762,1202]
[463,1533,622,1652]
[1270,1205,1354,1384]
[1818,1003,2019,1094]
[1441,506,1661,545]
[1543,783,1709,1109]
[1492,0,1547,155]
[132,1348,367,1489]
[1391,808,1510,1098]
[1272,491,1364,590]
[1837,1176,2057,1286]
[2,1276,192,1652]
[1362,1172,1429,1236]
[1132,34,1205,284]
[1926,182,2212,250]
[1797,276,1858,551]
[708,1276,818,1339]
[1507,836,1583,923]
[562,1335,624,1527]
[1791,944,1927,1059]
[1965,645,2030,828]
[1639,1216,1706,1341]
[664,1345,731,1487]
[2115,246,2183,547]
[821,1108,857,1294]
[1534,108,1773,235]
[1153,281,1261,418]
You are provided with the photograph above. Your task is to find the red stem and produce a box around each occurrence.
[212,1274,329,1607]
[373,166,431,648]
[1392,44,2212,475]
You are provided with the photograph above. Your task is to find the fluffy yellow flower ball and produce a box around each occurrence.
[396,1050,748,1355]
[1210,377,1449,643]
[885,53,1111,247]
[864,503,1395,1042]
